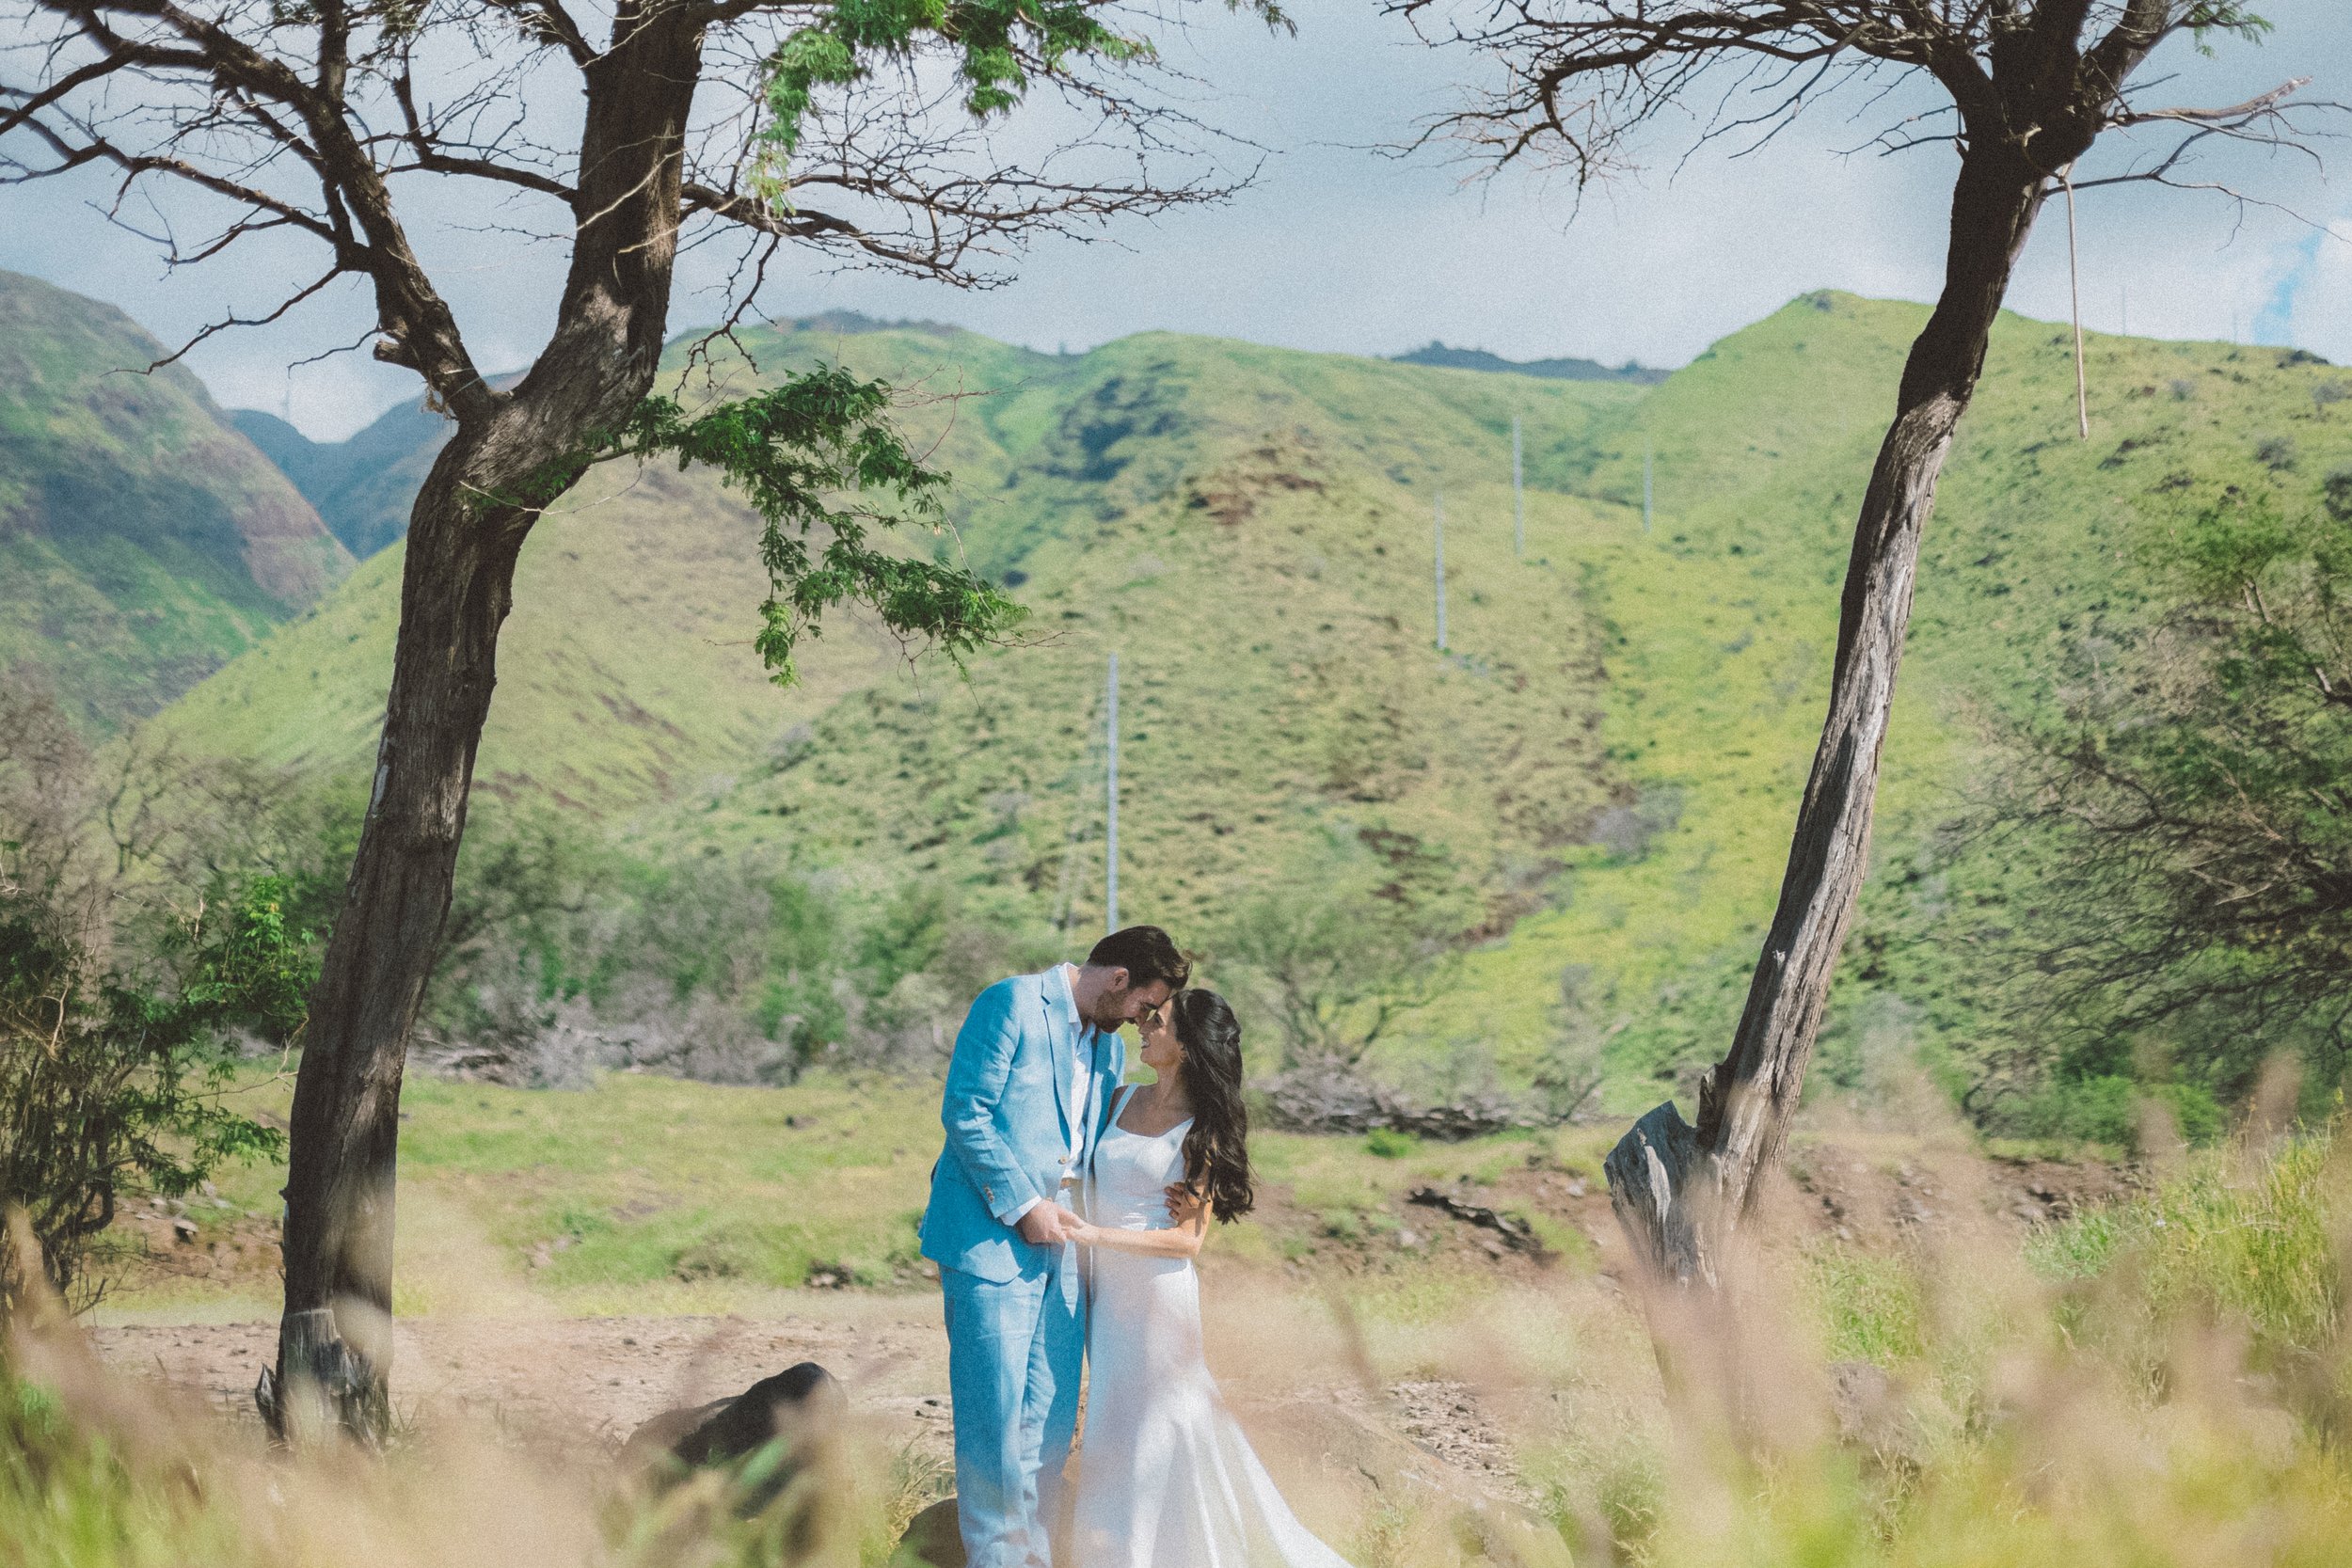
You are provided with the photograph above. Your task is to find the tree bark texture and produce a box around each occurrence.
[264,3,707,1436]
[1607,142,2070,1289]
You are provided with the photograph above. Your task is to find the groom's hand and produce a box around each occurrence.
[1017,1203,1078,1245]
[1165,1184,1206,1225]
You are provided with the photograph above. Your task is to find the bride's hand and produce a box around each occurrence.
[1164,1183,1206,1226]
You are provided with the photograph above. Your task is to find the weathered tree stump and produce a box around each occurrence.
[1603,1101,1719,1289]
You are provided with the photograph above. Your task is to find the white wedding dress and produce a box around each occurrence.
[1073,1087,1355,1568]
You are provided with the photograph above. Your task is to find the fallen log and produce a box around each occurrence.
[1407,1186,1552,1259]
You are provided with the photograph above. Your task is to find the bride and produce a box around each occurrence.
[1065,989,1353,1568]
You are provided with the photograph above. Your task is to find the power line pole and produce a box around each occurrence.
[1104,651,1120,934]
[1434,491,1449,653]
[2065,163,2090,439]
[1642,448,1654,535]
[1512,415,1524,559]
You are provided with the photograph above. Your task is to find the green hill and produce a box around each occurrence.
[152,294,2352,1103]
[1424,293,2352,1100]
[230,398,452,562]
[158,319,1641,868]
[0,270,351,733]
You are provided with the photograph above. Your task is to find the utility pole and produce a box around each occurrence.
[1434,491,1449,653]
[1105,652,1120,934]
[1512,415,1524,559]
[1642,449,1654,535]
[2065,164,2090,438]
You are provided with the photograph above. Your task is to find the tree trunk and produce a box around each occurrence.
[1606,144,2059,1288]
[263,2,707,1438]
[261,450,532,1436]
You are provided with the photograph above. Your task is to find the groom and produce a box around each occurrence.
[920,926,1190,1568]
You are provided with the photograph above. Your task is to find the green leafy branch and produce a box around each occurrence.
[604,366,1023,686]
[755,0,1153,188]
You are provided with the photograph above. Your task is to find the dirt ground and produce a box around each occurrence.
[91,1306,952,1454]
[87,1131,2129,1525]
[85,1296,1550,1549]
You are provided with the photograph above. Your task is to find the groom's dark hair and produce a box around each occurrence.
[1087,926,1189,990]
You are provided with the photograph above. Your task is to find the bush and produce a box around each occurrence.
[2012,1073,2137,1148]
[2146,1081,2224,1147]
[0,876,306,1311]
[1962,487,2352,1120]
[2030,1118,2344,1366]
[1216,832,1473,1069]
[2003,1073,2226,1152]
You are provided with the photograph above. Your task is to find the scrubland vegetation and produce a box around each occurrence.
[19,295,2331,1150]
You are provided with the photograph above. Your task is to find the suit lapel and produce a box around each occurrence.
[1092,1029,1120,1145]
[1044,971,1075,1143]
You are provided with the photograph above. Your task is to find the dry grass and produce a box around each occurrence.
[9,1119,2352,1568]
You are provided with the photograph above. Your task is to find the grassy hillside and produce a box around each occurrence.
[161,320,1639,872]
[151,294,2352,1105]
[677,329,1640,939]
[0,269,350,733]
[231,399,452,562]
[1429,293,2352,1101]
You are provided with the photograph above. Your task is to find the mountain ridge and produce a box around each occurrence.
[0,267,349,734]
[1391,341,1668,385]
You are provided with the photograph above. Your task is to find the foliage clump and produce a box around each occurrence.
[1944,478,2352,1135]
[607,370,1023,687]
[1,684,312,1310]
[2031,1117,2346,1375]
[0,884,304,1311]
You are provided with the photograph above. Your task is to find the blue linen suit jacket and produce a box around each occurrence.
[920,969,1125,1284]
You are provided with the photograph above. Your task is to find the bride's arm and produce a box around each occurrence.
[1069,1202,1208,1259]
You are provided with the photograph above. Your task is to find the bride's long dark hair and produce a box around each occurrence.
[1168,989,1255,1223]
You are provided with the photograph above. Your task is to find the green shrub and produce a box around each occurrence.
[2015,1073,2138,1148]
[2009,1074,2226,1151]
[2029,1119,2344,1362]
[2147,1081,2225,1147]
[1,876,306,1311]
[1364,1128,1417,1159]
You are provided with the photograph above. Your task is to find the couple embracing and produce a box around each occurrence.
[918,926,1350,1568]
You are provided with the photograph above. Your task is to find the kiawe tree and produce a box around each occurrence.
[1389,0,2340,1288]
[4,0,1281,1432]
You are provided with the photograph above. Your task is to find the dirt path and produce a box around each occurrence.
[92,1305,954,1456]
[90,1293,1543,1536]
[87,1131,2130,1523]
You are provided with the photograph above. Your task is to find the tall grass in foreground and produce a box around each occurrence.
[7,1122,2352,1568]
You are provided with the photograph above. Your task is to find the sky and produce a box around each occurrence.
[3,1,2347,440]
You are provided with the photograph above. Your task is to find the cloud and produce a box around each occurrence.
[4,0,2344,437]
[2257,221,2352,365]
